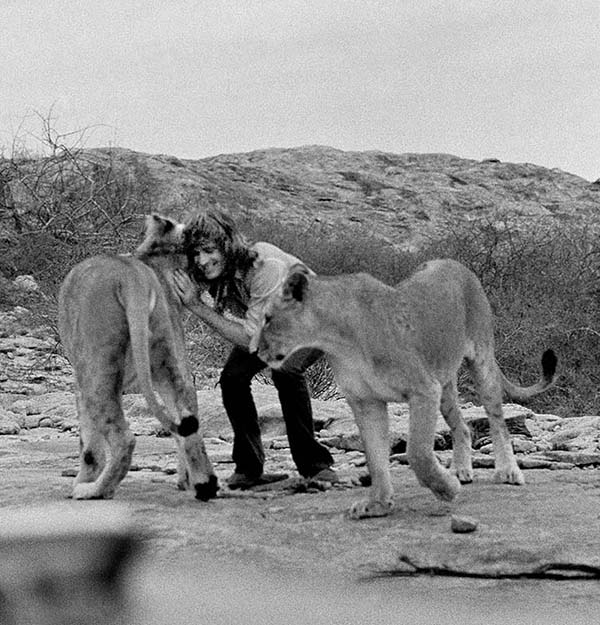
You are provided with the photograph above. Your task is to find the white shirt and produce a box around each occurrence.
[241,241,313,342]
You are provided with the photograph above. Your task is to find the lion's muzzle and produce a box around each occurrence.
[256,336,286,369]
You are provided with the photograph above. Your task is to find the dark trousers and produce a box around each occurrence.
[219,346,334,478]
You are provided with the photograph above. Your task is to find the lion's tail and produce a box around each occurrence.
[122,280,179,436]
[500,349,557,401]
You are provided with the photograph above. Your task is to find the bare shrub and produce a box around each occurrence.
[3,124,598,414]
[182,314,231,387]
[229,212,600,414]
[417,218,600,415]
[238,214,418,282]
[0,112,155,293]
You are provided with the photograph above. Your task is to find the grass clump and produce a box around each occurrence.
[241,213,600,415]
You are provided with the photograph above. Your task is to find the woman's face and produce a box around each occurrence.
[195,241,226,280]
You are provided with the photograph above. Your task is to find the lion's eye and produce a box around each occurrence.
[264,314,272,324]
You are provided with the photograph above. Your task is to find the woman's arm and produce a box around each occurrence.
[189,304,250,348]
[171,270,251,349]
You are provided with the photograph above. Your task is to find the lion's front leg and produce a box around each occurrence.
[407,386,461,502]
[346,398,394,519]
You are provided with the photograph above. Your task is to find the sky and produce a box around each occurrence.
[1,1,599,180]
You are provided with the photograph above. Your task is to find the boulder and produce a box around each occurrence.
[547,416,600,453]
[8,392,77,430]
[322,402,533,453]
[0,408,21,434]
[537,450,600,467]
[13,275,39,292]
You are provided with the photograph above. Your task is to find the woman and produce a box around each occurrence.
[172,207,336,489]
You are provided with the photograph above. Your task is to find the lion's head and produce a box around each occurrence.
[135,214,186,257]
[256,264,323,367]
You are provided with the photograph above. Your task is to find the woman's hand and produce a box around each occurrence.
[171,269,199,307]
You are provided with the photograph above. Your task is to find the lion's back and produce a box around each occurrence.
[333,260,492,373]
[304,259,494,396]
[58,255,154,362]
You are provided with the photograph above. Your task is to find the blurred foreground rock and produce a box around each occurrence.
[0,504,138,625]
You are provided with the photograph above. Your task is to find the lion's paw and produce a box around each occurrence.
[429,473,461,502]
[493,465,525,485]
[72,482,107,500]
[348,498,394,520]
[452,464,474,484]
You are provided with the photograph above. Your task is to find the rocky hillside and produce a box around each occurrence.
[30,145,600,250]
[2,145,600,416]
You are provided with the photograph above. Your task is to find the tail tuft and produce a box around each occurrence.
[541,349,558,383]
[177,415,199,437]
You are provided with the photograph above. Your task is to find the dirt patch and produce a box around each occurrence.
[2,328,600,624]
[2,426,600,624]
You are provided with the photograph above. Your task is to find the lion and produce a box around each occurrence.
[58,214,218,501]
[256,259,557,519]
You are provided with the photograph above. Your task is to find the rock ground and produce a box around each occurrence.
[2,305,600,623]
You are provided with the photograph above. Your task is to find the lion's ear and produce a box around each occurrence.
[145,214,178,236]
[283,267,309,302]
[136,214,184,255]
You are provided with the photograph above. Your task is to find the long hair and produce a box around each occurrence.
[183,207,257,315]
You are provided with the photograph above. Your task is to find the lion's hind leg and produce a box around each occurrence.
[469,357,524,485]
[440,380,473,483]
[75,432,106,486]
[72,384,135,500]
[154,377,218,501]
[73,390,106,486]
[175,434,218,501]
[407,384,461,502]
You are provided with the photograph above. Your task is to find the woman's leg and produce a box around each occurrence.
[219,347,268,477]
[272,349,334,478]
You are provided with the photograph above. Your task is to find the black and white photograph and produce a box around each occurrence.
[0,2,599,623]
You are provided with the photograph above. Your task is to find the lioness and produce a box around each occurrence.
[256,259,557,519]
[58,214,218,501]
